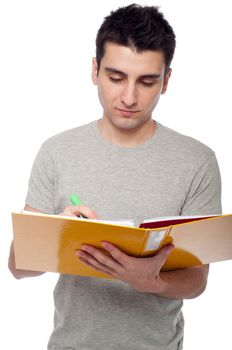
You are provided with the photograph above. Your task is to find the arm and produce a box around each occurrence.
[9,142,56,279]
[8,205,46,279]
[150,152,219,299]
[76,242,209,300]
[155,264,209,299]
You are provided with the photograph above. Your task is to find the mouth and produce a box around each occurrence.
[115,107,139,117]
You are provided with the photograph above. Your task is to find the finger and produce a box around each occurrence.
[80,245,122,271]
[60,205,99,219]
[79,257,115,276]
[154,243,175,265]
[101,241,129,265]
[76,250,116,277]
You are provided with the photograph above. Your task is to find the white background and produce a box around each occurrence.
[0,0,231,349]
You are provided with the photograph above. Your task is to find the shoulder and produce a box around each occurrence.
[40,120,96,154]
[157,122,215,165]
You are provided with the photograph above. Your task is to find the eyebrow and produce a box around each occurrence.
[104,67,161,79]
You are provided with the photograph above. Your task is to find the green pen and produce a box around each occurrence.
[69,194,87,219]
[69,194,84,206]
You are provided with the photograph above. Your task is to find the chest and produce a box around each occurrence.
[53,152,189,223]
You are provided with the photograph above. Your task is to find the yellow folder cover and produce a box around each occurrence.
[12,212,232,278]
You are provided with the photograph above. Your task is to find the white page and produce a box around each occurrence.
[20,210,135,227]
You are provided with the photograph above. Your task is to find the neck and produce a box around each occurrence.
[98,117,156,148]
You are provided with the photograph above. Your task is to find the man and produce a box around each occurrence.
[9,4,221,349]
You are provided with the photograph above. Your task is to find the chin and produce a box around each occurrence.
[113,115,151,130]
[113,119,141,131]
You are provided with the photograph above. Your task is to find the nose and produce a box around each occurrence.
[120,82,138,108]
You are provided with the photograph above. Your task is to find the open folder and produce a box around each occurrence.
[12,211,232,279]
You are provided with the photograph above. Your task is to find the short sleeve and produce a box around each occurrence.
[181,153,222,216]
[25,142,55,214]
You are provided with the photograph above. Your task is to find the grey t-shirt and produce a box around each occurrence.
[25,120,221,350]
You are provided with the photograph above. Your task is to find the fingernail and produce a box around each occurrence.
[81,245,92,253]
[101,241,110,249]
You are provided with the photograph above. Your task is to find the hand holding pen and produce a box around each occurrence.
[59,194,99,220]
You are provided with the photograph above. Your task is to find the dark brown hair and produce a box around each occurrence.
[95,3,176,74]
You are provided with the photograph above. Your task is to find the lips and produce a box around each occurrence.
[116,108,138,113]
[115,108,139,117]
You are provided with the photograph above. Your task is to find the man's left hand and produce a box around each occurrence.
[76,242,174,293]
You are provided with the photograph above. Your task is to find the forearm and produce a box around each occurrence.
[76,242,209,298]
[151,264,209,300]
[8,241,45,279]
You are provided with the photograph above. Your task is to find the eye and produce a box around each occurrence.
[140,81,155,87]
[109,77,123,83]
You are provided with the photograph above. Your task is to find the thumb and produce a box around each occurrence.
[154,243,175,264]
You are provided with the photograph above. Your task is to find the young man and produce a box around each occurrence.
[9,4,221,349]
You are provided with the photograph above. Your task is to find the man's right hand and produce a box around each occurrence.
[60,205,99,219]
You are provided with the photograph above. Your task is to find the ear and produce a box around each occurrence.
[161,68,172,94]
[92,57,98,85]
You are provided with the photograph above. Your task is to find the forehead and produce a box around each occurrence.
[100,42,166,76]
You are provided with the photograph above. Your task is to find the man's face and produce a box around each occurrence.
[92,42,171,131]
